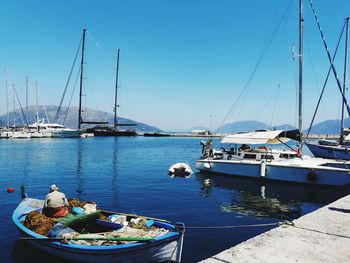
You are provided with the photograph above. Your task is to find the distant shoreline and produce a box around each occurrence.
[139,133,339,139]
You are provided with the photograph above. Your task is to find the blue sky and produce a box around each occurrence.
[0,0,349,131]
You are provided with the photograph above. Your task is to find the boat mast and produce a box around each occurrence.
[340,17,349,144]
[298,0,303,148]
[4,68,9,128]
[35,81,39,121]
[114,49,120,130]
[78,28,86,130]
[12,84,16,128]
[26,76,29,123]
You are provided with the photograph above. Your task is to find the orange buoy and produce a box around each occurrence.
[7,187,15,193]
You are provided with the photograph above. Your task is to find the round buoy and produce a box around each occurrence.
[7,187,15,193]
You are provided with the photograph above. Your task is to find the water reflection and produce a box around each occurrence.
[75,140,84,198]
[195,172,350,220]
[111,137,120,208]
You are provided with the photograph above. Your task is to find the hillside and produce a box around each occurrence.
[0,105,163,132]
[212,119,347,135]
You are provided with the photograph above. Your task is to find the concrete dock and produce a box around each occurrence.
[201,194,350,263]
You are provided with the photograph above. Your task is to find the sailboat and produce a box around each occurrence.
[305,17,350,160]
[195,0,350,186]
[87,48,137,136]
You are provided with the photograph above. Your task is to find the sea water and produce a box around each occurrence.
[0,136,349,263]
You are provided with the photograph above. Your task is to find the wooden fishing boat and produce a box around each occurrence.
[13,198,185,262]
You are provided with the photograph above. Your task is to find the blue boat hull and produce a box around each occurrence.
[306,142,350,160]
[13,198,185,263]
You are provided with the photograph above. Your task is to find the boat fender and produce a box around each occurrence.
[307,170,318,181]
[227,155,232,160]
[260,160,266,177]
[204,163,211,169]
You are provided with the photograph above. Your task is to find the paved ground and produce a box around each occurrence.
[201,194,350,263]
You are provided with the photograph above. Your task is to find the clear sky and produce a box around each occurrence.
[0,0,349,131]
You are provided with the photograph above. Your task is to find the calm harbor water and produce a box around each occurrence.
[1,136,350,262]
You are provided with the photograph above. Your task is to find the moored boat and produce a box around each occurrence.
[144,132,171,137]
[305,17,350,160]
[196,130,350,186]
[13,198,185,263]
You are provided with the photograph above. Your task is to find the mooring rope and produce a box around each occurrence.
[178,220,350,239]
[177,221,283,230]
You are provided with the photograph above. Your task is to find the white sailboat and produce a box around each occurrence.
[195,1,350,186]
[305,17,350,160]
[28,82,80,138]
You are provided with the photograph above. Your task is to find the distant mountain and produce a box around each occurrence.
[0,105,163,132]
[216,120,270,133]
[189,123,296,134]
[273,124,296,131]
[307,118,350,135]
[215,118,350,135]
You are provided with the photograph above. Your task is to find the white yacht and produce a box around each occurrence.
[28,120,80,138]
[0,128,31,139]
[196,130,350,186]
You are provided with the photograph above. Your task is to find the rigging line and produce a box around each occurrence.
[86,30,116,69]
[308,0,350,117]
[255,36,297,123]
[305,22,346,139]
[219,0,294,129]
[83,70,103,120]
[13,87,28,127]
[38,88,51,124]
[64,65,81,125]
[304,35,328,122]
[255,3,294,121]
[269,87,280,126]
[54,36,82,123]
[179,222,279,229]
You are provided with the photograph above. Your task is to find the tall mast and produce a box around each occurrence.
[298,0,303,147]
[4,68,9,128]
[340,17,349,144]
[114,49,120,130]
[26,76,29,123]
[12,84,16,128]
[35,81,39,121]
[78,28,86,130]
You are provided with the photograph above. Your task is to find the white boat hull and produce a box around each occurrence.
[50,130,81,138]
[196,158,350,186]
[306,142,350,160]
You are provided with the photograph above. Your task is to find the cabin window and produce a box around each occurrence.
[279,154,296,159]
[261,155,274,160]
[243,154,256,159]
